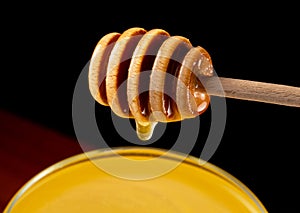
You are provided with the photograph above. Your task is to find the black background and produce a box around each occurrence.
[1,3,299,212]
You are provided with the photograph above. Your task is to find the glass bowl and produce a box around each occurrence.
[4,147,267,212]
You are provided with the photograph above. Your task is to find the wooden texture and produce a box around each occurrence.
[204,77,300,107]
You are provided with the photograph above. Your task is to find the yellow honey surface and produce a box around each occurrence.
[5,148,267,213]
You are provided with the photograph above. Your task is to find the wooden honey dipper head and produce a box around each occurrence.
[88,27,214,140]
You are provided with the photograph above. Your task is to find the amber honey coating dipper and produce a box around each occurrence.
[88,27,300,140]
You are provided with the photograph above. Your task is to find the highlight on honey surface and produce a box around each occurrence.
[88,27,214,140]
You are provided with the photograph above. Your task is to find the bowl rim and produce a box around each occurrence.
[4,146,267,212]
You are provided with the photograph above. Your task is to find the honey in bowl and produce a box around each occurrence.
[4,147,267,212]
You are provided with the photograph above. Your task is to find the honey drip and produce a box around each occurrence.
[135,120,158,141]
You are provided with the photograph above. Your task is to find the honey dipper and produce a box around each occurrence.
[88,27,300,140]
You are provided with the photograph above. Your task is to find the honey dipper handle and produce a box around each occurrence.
[203,77,300,107]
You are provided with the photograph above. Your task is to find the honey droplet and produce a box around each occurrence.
[135,120,158,141]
